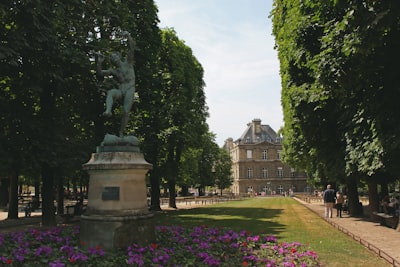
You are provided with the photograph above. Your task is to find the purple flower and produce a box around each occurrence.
[128,253,144,266]
[48,260,65,267]
[35,246,53,256]
[0,224,320,266]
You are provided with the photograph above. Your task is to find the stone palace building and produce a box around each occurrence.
[223,119,309,196]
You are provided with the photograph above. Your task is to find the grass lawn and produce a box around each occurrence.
[153,197,390,267]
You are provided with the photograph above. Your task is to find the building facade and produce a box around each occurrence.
[223,119,309,195]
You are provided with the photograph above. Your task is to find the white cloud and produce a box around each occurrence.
[155,0,283,146]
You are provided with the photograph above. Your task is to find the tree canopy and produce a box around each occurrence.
[272,0,400,215]
[1,0,225,220]
[155,28,209,208]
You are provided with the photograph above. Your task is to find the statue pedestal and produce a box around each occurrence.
[80,148,153,250]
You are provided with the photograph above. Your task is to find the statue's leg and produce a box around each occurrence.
[119,88,135,137]
[104,89,121,116]
[119,114,129,137]
[123,88,135,113]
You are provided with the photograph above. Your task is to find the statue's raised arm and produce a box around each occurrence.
[122,31,136,65]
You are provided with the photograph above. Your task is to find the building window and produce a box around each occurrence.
[247,168,253,178]
[262,150,267,160]
[291,168,295,177]
[277,167,283,177]
[246,150,252,159]
[245,137,250,143]
[262,168,268,178]
[277,150,282,160]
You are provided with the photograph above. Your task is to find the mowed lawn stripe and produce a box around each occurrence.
[154,197,389,267]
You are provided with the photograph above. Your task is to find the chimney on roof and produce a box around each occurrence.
[224,138,234,151]
[252,118,262,135]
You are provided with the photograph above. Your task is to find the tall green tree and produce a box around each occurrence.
[0,0,98,223]
[214,148,233,196]
[272,0,400,216]
[197,132,220,196]
[128,0,163,211]
[272,0,346,185]
[178,131,221,197]
[317,0,400,213]
[157,28,208,208]
[179,147,201,196]
[0,0,162,223]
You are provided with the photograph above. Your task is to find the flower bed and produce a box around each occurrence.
[0,225,319,266]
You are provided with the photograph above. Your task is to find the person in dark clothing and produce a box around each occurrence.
[74,198,84,216]
[335,192,344,218]
[24,202,32,217]
[323,184,336,218]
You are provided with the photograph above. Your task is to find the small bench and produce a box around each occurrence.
[373,212,399,229]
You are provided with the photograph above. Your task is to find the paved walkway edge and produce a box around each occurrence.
[294,197,400,267]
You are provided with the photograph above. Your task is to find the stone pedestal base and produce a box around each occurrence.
[80,213,155,250]
[80,147,153,250]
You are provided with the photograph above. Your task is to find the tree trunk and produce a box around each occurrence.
[168,180,177,209]
[380,181,389,197]
[41,164,56,226]
[198,186,205,196]
[0,178,10,207]
[8,169,19,219]
[72,176,77,194]
[34,177,40,200]
[57,176,64,215]
[18,180,23,195]
[346,176,362,216]
[367,180,379,218]
[66,177,70,192]
[149,168,161,211]
[181,185,189,196]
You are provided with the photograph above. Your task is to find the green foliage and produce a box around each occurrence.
[196,132,220,192]
[0,0,99,177]
[153,28,209,202]
[214,148,233,194]
[272,0,400,189]
[1,0,216,212]
[0,0,163,217]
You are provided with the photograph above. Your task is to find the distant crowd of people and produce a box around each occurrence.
[22,189,87,217]
[380,195,399,216]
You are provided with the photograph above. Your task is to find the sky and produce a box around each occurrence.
[155,0,282,146]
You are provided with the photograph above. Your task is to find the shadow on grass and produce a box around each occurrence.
[153,206,286,237]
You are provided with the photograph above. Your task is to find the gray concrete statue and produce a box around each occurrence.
[97,31,136,138]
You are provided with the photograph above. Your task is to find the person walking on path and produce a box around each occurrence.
[335,192,344,218]
[323,184,336,218]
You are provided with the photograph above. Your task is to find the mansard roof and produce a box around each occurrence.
[236,118,280,144]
